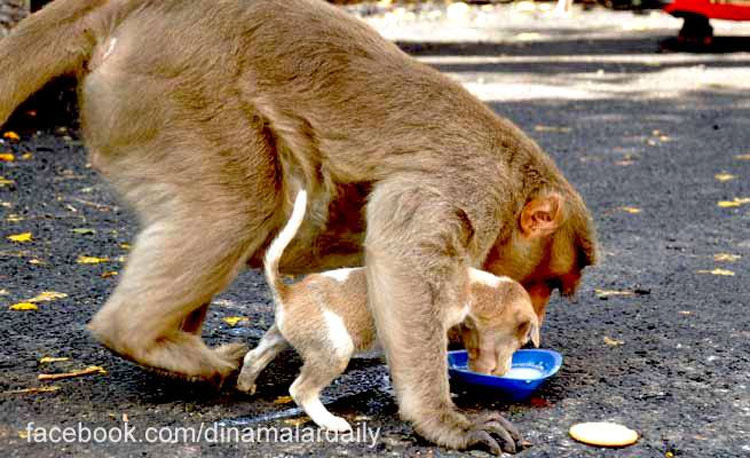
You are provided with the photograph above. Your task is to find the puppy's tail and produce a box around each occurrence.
[0,0,106,126]
[264,190,308,303]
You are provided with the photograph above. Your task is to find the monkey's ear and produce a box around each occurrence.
[520,193,564,238]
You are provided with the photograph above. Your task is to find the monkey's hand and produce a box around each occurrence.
[413,408,523,454]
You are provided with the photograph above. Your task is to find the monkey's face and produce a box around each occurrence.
[483,199,585,325]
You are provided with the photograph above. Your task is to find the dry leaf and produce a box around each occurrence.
[77,255,109,264]
[2,386,60,396]
[283,417,310,427]
[595,289,634,298]
[6,214,23,222]
[39,356,70,363]
[714,253,741,262]
[274,395,294,404]
[21,152,32,160]
[717,197,750,208]
[27,291,68,303]
[38,365,106,381]
[120,243,131,250]
[10,302,37,311]
[2,131,20,141]
[620,207,641,214]
[0,153,14,162]
[71,228,96,235]
[603,336,624,346]
[0,289,8,296]
[0,177,15,186]
[736,154,750,160]
[678,310,692,315]
[534,125,571,133]
[7,232,32,243]
[696,268,735,276]
[222,316,248,327]
[714,173,737,182]
[100,271,118,278]
[28,259,45,265]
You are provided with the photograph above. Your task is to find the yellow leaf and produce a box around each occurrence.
[119,243,131,250]
[77,255,109,264]
[7,232,32,243]
[620,207,641,214]
[0,153,14,162]
[718,197,750,208]
[0,177,15,186]
[2,131,19,141]
[100,271,118,278]
[736,154,750,160]
[222,316,248,327]
[595,289,634,298]
[603,336,624,346]
[39,356,70,363]
[718,200,741,208]
[714,173,737,182]
[274,395,294,404]
[27,291,68,303]
[696,268,735,276]
[10,302,37,311]
[714,253,741,262]
[283,417,310,427]
[20,152,32,160]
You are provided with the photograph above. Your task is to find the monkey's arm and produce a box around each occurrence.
[365,178,522,454]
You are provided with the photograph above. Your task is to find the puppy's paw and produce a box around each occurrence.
[319,416,352,433]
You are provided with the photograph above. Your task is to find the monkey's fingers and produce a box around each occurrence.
[482,421,518,454]
[466,429,502,456]
[477,412,523,444]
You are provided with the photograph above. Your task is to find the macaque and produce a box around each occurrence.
[0,0,596,453]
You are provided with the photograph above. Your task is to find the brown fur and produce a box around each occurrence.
[0,0,596,453]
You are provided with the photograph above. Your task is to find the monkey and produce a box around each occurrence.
[0,0,596,453]
[236,189,540,433]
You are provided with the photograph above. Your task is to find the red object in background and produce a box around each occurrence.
[665,0,750,21]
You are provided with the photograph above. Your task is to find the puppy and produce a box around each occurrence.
[237,191,540,432]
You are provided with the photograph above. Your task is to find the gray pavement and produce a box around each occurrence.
[1,4,749,457]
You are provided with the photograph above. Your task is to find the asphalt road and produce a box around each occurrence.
[1,4,749,457]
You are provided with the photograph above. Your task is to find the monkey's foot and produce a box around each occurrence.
[414,409,523,455]
[466,411,524,455]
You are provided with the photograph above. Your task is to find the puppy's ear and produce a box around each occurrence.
[529,319,541,348]
[520,193,564,238]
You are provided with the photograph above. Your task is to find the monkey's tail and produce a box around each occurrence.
[0,0,106,126]
[264,190,308,303]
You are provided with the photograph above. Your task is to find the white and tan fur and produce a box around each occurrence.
[237,191,540,432]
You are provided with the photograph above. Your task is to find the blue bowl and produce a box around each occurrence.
[448,349,563,402]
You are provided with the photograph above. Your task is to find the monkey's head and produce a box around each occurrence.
[482,187,597,325]
[461,280,540,376]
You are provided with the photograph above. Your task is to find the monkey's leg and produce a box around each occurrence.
[289,352,352,432]
[365,180,521,454]
[87,177,278,383]
[237,324,289,394]
[180,303,209,335]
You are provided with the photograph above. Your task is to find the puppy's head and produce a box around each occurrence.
[461,271,540,376]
